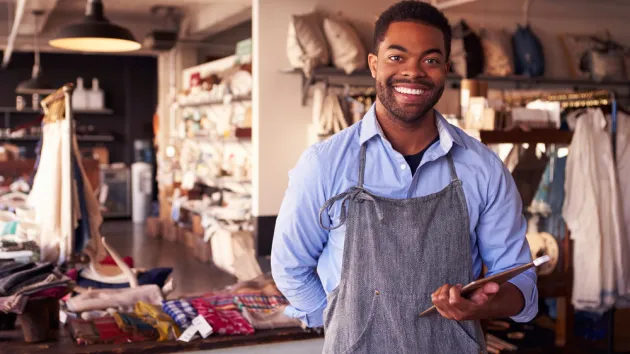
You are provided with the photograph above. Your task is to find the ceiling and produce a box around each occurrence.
[0,0,252,56]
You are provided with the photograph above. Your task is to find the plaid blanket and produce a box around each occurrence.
[162,299,198,329]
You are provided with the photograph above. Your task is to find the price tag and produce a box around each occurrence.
[192,315,213,338]
[178,325,198,342]
[59,310,68,324]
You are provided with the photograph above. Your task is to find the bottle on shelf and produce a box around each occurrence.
[88,78,105,111]
[72,77,88,110]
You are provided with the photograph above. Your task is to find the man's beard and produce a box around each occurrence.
[376,77,445,125]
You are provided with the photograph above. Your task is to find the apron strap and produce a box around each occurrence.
[318,142,383,231]
[358,143,367,188]
[446,152,459,182]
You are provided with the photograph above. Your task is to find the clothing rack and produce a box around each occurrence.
[40,83,76,264]
[545,89,618,354]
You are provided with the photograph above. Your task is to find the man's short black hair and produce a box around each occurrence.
[373,1,451,60]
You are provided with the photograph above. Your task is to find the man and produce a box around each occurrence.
[271,1,537,353]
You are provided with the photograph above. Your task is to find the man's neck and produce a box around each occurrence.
[375,102,439,156]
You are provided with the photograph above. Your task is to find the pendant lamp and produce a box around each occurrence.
[16,10,54,95]
[49,0,141,52]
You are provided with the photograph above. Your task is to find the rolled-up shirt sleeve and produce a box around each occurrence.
[477,156,538,323]
[271,147,329,328]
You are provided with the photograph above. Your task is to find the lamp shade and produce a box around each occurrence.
[49,0,141,52]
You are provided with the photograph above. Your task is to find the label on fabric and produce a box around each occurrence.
[178,325,199,342]
[192,315,213,338]
[59,310,68,324]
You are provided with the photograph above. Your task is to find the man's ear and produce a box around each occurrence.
[368,53,378,79]
[445,60,451,75]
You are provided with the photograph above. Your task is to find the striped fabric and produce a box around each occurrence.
[235,295,289,312]
[162,299,198,329]
[190,298,254,336]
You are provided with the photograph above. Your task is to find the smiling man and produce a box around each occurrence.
[271,1,537,353]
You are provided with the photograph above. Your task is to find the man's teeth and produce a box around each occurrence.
[394,87,424,95]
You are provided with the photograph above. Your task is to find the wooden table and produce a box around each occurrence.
[0,326,323,354]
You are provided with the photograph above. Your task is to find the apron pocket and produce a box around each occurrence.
[341,292,378,354]
[453,319,483,352]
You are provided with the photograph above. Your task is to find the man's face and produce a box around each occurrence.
[368,21,449,124]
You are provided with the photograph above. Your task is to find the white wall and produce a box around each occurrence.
[253,0,630,216]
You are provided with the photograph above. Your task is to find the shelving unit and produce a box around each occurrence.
[284,67,630,106]
[0,107,114,115]
[479,129,573,145]
[178,95,251,108]
[0,135,115,142]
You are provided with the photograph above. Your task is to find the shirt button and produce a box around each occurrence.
[401,164,406,170]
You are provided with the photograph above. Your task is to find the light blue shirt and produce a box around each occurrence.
[271,105,538,328]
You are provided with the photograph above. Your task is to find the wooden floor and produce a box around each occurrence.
[102,220,260,298]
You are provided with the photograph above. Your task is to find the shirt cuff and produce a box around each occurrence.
[284,304,325,328]
[508,272,539,323]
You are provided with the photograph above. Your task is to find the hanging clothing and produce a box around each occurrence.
[28,115,106,263]
[611,110,630,307]
[319,144,484,353]
[562,108,630,313]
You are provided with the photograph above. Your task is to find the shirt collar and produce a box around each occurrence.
[359,104,467,151]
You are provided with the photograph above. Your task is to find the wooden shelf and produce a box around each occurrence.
[284,66,630,106]
[0,107,113,115]
[479,129,573,145]
[0,135,115,142]
[178,95,251,108]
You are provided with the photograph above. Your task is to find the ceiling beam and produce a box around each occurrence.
[2,0,58,68]
[180,3,251,41]
[433,0,481,10]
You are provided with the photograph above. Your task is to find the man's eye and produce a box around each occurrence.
[389,55,402,62]
[425,58,440,64]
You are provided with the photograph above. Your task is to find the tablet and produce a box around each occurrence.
[418,255,550,317]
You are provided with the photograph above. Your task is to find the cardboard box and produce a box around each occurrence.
[162,220,177,243]
[193,234,212,263]
[145,217,162,239]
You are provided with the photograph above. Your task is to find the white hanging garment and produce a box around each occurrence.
[28,120,70,262]
[28,117,105,264]
[563,108,624,313]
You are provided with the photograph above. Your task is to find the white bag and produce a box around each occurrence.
[287,12,330,77]
[211,228,263,282]
[323,16,367,74]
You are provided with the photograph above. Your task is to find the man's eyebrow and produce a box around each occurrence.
[421,48,443,57]
[386,46,444,57]
[386,44,408,52]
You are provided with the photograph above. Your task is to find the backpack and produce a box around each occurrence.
[512,25,545,77]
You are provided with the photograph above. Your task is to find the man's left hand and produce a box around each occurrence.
[431,282,500,321]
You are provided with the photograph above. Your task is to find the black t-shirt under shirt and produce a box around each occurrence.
[404,135,440,176]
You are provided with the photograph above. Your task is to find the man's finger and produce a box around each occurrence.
[469,282,499,305]
[449,284,476,313]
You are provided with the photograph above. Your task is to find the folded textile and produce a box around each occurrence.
[0,261,34,279]
[69,316,142,345]
[113,312,159,341]
[203,294,238,311]
[0,273,71,313]
[190,298,254,336]
[162,299,198,329]
[235,295,289,312]
[240,305,302,330]
[0,262,54,296]
[77,268,173,289]
[134,301,181,341]
[65,284,163,313]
